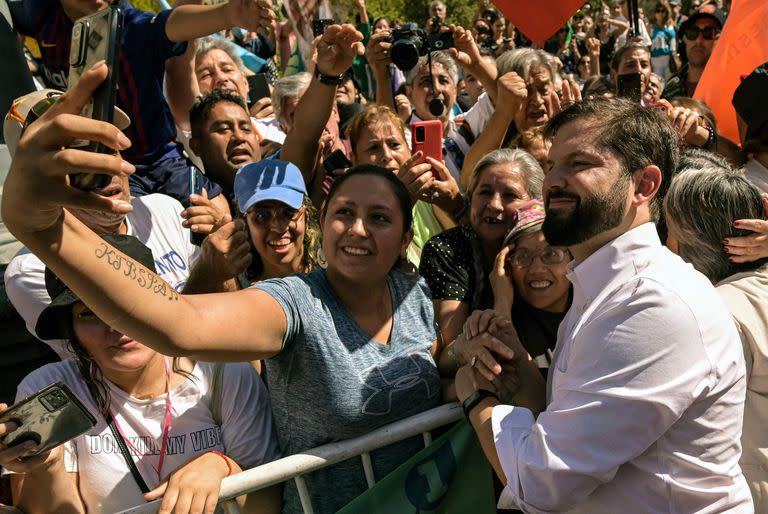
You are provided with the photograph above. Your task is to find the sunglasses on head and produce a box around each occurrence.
[684,26,719,40]
[248,205,302,226]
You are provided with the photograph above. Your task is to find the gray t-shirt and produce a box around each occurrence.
[255,269,441,514]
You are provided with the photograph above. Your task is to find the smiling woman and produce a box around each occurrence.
[420,148,544,345]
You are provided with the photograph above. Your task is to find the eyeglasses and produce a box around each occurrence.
[507,247,567,268]
[248,205,302,226]
[684,26,719,40]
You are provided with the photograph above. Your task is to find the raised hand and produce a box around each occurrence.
[490,245,514,316]
[365,30,393,77]
[449,25,482,69]
[181,189,227,236]
[2,62,134,237]
[198,215,253,281]
[496,71,528,117]
[314,24,365,77]
[226,0,275,35]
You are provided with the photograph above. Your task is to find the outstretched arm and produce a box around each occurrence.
[2,64,284,363]
[166,0,275,43]
[280,24,364,183]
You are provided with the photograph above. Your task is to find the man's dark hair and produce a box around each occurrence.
[543,97,680,222]
[189,90,248,138]
[610,42,651,71]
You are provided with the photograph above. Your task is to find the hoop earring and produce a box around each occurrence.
[317,246,328,269]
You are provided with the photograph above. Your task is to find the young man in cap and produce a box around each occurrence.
[733,61,768,195]
[453,98,752,512]
[661,6,725,99]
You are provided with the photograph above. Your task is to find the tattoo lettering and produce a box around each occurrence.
[95,243,179,301]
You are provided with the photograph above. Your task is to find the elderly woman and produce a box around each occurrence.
[488,200,571,376]
[664,162,768,511]
[420,148,544,345]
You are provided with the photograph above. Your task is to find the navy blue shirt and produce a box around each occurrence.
[9,0,186,163]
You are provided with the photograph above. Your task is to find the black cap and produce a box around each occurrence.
[35,234,157,340]
[732,62,768,142]
[680,7,726,35]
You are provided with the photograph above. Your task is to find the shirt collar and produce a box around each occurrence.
[567,223,661,303]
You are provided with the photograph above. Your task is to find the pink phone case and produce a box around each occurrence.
[411,120,444,165]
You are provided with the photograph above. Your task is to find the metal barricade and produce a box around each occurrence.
[117,403,463,514]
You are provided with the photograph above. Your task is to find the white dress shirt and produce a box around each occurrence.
[492,223,753,513]
[743,158,768,195]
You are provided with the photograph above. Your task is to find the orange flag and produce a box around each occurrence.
[493,0,584,47]
[694,0,768,143]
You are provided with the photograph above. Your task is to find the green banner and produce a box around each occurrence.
[336,420,496,514]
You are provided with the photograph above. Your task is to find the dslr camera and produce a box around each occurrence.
[388,22,454,71]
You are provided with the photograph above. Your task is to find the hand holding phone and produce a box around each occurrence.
[0,383,96,461]
[186,166,207,246]
[617,72,643,103]
[313,18,334,38]
[67,5,124,190]
[411,120,444,166]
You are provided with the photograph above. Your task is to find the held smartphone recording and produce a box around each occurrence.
[67,5,124,191]
[411,120,443,165]
[312,18,334,38]
[188,166,206,246]
[617,72,643,103]
[0,382,96,459]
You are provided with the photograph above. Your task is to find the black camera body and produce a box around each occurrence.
[388,22,454,71]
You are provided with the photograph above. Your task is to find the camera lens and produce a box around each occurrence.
[415,126,425,141]
[391,39,420,71]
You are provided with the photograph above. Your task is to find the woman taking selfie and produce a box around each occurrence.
[2,60,453,513]
[1,236,281,514]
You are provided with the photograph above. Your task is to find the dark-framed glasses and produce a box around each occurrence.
[248,205,302,226]
[684,26,719,40]
[508,247,567,268]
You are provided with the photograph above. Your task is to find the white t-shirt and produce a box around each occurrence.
[4,194,200,358]
[10,360,280,514]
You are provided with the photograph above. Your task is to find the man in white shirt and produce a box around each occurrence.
[455,98,753,512]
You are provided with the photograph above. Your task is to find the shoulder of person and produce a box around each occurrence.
[17,360,82,399]
[131,193,185,217]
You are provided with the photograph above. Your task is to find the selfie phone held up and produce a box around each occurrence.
[617,72,642,103]
[188,166,206,246]
[0,382,96,459]
[67,5,123,190]
[411,120,443,165]
[312,18,334,38]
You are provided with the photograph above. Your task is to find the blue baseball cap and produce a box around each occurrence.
[234,160,307,213]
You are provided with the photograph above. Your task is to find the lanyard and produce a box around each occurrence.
[109,357,173,481]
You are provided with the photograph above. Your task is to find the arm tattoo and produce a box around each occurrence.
[95,243,180,301]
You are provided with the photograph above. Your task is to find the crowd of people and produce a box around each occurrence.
[0,0,767,512]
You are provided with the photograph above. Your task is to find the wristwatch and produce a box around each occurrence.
[314,67,345,86]
[462,389,498,418]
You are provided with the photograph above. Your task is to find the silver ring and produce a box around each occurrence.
[430,191,440,200]
[470,356,478,367]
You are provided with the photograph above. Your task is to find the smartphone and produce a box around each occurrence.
[323,149,352,175]
[411,120,443,165]
[247,73,271,105]
[617,72,642,103]
[67,5,124,190]
[188,166,206,246]
[312,18,334,38]
[0,382,96,459]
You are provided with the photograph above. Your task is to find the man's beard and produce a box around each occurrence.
[543,175,629,247]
